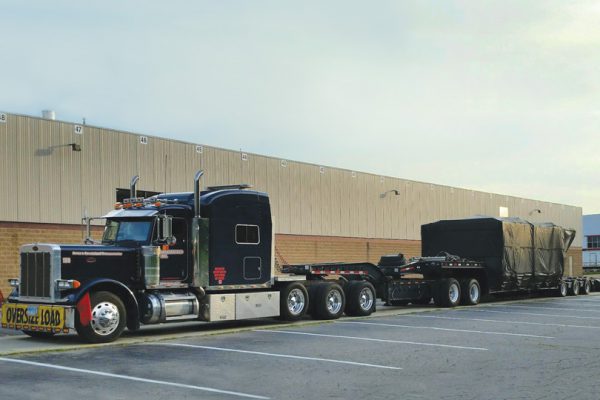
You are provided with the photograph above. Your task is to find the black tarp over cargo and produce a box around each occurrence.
[421,218,576,292]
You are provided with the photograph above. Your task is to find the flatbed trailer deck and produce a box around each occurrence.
[282,253,600,309]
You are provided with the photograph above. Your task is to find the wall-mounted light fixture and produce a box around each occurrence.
[529,209,542,216]
[69,143,82,152]
[380,189,400,199]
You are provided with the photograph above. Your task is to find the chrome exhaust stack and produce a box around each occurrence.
[194,170,204,217]
[130,175,140,198]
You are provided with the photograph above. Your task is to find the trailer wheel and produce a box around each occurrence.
[345,281,376,316]
[460,279,481,306]
[75,291,126,343]
[22,330,56,339]
[279,282,309,321]
[433,278,461,307]
[313,282,345,320]
[568,280,580,296]
[581,279,591,295]
[557,281,568,297]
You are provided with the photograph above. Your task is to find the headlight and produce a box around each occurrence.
[8,278,19,288]
[56,279,81,290]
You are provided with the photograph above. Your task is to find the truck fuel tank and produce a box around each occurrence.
[141,291,200,324]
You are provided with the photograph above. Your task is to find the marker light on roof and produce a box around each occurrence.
[114,202,123,210]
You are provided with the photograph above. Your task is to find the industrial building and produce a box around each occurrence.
[0,111,583,297]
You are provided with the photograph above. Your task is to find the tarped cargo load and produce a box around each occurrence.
[421,218,576,292]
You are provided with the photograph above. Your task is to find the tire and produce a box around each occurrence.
[22,330,56,339]
[460,279,481,306]
[581,280,591,295]
[313,282,345,320]
[279,282,309,321]
[568,281,579,296]
[345,281,376,316]
[75,291,127,343]
[433,278,461,307]
[557,281,568,297]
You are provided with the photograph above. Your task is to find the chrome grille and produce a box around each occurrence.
[20,252,52,298]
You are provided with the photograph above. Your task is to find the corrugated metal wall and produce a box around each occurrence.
[0,112,584,242]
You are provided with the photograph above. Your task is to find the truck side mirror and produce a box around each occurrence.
[158,215,175,245]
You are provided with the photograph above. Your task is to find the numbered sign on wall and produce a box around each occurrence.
[74,125,83,134]
[0,113,6,123]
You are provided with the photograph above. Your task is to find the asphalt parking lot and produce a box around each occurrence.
[2,295,600,400]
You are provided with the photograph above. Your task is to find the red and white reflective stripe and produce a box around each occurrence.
[311,270,366,275]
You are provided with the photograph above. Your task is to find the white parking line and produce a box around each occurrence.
[336,321,554,339]
[255,329,488,351]
[153,343,401,370]
[467,308,600,320]
[407,314,600,329]
[498,304,600,313]
[0,357,269,399]
[560,298,600,303]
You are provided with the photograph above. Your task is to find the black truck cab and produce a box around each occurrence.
[4,176,278,343]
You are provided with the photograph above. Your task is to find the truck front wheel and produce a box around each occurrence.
[434,278,461,307]
[279,282,309,321]
[76,291,127,343]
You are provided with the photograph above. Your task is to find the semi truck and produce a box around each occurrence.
[1,170,593,343]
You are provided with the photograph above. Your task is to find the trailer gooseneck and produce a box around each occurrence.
[1,170,594,343]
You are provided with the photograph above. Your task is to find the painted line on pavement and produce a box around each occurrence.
[408,314,600,329]
[153,343,401,370]
[497,304,600,313]
[558,298,600,303]
[255,329,488,351]
[466,308,600,320]
[0,357,269,399]
[336,320,554,339]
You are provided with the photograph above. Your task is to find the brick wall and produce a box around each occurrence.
[0,222,102,299]
[274,234,421,269]
[0,222,585,300]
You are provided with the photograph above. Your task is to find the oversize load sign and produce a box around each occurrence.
[1,304,65,331]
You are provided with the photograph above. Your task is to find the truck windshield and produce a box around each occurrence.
[102,219,153,244]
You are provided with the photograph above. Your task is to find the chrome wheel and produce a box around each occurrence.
[449,283,460,304]
[90,301,121,336]
[287,288,306,316]
[469,284,480,303]
[326,289,343,314]
[359,287,374,311]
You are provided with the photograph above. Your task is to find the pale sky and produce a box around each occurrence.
[1,1,599,213]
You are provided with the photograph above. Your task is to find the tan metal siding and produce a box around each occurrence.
[0,114,17,221]
[0,113,583,244]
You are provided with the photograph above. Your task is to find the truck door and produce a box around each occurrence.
[160,217,189,281]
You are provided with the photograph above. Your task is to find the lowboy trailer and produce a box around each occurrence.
[1,170,595,343]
